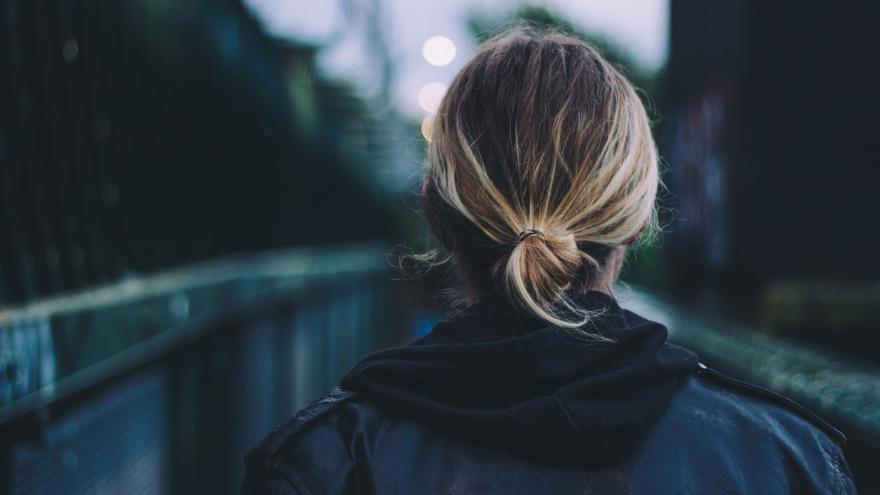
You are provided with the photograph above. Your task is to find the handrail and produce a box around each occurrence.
[0,242,390,423]
[0,243,387,324]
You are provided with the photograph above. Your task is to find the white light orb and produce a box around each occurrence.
[420,116,434,141]
[417,82,447,114]
[422,36,457,66]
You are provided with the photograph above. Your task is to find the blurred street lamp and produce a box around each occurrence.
[417,82,447,113]
[422,36,456,66]
[421,116,434,141]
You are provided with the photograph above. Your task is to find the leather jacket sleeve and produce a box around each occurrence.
[241,387,359,495]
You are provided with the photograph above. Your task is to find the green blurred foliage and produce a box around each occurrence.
[465,5,658,100]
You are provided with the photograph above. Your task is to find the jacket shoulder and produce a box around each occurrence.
[632,363,856,494]
[244,386,358,470]
[693,362,846,446]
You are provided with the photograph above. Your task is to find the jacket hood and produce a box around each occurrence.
[340,291,699,464]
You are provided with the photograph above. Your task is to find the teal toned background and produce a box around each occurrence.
[1,1,878,493]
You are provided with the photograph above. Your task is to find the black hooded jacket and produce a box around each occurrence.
[242,292,857,494]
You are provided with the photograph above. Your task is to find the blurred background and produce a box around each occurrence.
[0,0,878,493]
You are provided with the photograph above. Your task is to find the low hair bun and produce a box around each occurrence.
[502,225,586,327]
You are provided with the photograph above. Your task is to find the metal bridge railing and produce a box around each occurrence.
[0,243,394,494]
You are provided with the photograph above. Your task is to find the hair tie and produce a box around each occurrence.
[514,228,543,245]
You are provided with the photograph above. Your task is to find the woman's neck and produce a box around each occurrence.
[460,246,626,304]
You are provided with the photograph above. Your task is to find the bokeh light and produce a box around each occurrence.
[417,82,447,113]
[421,36,457,66]
[420,116,434,141]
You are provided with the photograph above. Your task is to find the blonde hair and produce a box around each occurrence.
[422,29,658,328]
